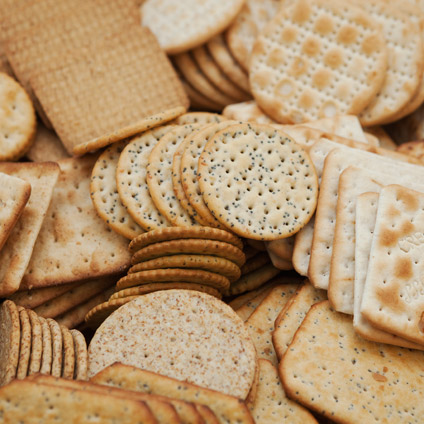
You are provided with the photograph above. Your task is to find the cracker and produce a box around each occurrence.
[0,162,60,297]
[280,301,424,423]
[0,172,31,252]
[235,284,277,322]
[292,218,315,276]
[116,125,175,231]
[180,77,223,112]
[21,155,131,290]
[90,140,144,239]
[0,300,20,386]
[48,318,62,378]
[92,363,255,424]
[173,112,225,126]
[267,250,293,270]
[250,359,317,424]
[199,123,318,239]
[61,325,75,379]
[353,192,423,349]
[357,0,423,126]
[141,0,245,55]
[366,126,397,151]
[16,309,31,380]
[70,329,87,381]
[131,239,246,268]
[272,282,327,360]
[207,34,251,93]
[246,284,299,365]
[249,0,388,123]
[116,269,230,291]
[88,290,257,399]
[240,252,271,275]
[265,238,294,262]
[39,316,52,375]
[27,309,42,375]
[228,279,280,310]
[128,254,241,282]
[222,100,277,124]
[397,140,424,161]
[147,124,202,227]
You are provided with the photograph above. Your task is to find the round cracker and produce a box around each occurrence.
[116,268,230,291]
[27,309,42,375]
[173,112,225,125]
[16,309,31,380]
[198,123,318,240]
[87,290,257,399]
[180,78,223,112]
[39,316,52,375]
[48,318,63,377]
[0,300,20,385]
[70,329,88,381]
[90,140,144,239]
[61,325,75,379]
[0,73,36,161]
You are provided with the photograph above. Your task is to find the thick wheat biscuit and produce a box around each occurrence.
[280,301,424,423]
[21,155,131,290]
[207,34,251,93]
[131,239,246,268]
[198,123,318,239]
[226,0,282,71]
[249,0,388,124]
[128,254,241,282]
[0,162,60,297]
[88,290,257,399]
[16,309,31,380]
[223,100,277,124]
[117,125,175,231]
[27,309,42,375]
[92,363,255,424]
[147,124,202,227]
[48,318,62,378]
[251,359,317,424]
[90,140,144,239]
[117,268,230,291]
[39,316,52,375]
[0,300,20,386]
[61,325,75,379]
[141,0,245,55]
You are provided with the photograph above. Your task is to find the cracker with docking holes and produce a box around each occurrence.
[172,112,225,125]
[280,301,424,423]
[90,140,144,239]
[88,290,257,400]
[141,0,245,55]
[249,0,388,124]
[70,330,87,380]
[0,162,59,297]
[16,308,30,380]
[27,309,42,376]
[39,316,52,375]
[116,125,175,231]
[235,283,277,322]
[198,122,318,239]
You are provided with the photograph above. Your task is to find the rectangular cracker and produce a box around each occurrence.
[20,155,131,290]
[0,162,60,296]
[235,285,277,322]
[361,185,424,345]
[353,192,423,349]
[246,284,299,366]
[91,363,255,424]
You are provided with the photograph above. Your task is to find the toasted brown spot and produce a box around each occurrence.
[298,92,314,109]
[362,34,380,55]
[251,70,273,90]
[394,257,413,280]
[376,281,404,312]
[323,49,343,69]
[338,26,358,44]
[281,26,298,44]
[267,48,285,68]
[398,190,419,213]
[292,1,311,23]
[372,373,387,383]
[290,57,307,77]
[314,15,333,35]
[302,38,321,56]
[312,69,331,90]
[379,229,399,248]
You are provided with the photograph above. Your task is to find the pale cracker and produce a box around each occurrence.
[250,359,317,424]
[47,318,62,378]
[365,126,397,150]
[141,0,245,55]
[70,329,87,381]
[90,140,144,239]
[222,101,277,124]
[16,308,31,380]
[397,140,424,161]
[27,309,42,375]
[88,290,257,399]
[246,284,299,366]
[265,238,294,262]
[198,123,318,239]
[280,301,424,423]
[292,218,314,276]
[39,316,52,375]
[353,192,423,349]
[116,125,175,231]
[0,162,60,297]
[267,250,294,270]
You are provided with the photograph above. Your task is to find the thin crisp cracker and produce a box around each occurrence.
[39,316,52,375]
[47,318,62,378]
[27,309,42,375]
[61,325,75,379]
[16,308,31,380]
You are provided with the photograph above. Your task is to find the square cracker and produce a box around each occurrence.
[26,124,69,162]
[361,185,424,345]
[31,25,188,155]
[0,162,60,297]
[20,155,131,290]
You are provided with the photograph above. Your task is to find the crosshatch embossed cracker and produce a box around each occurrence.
[249,0,388,124]
[198,122,318,239]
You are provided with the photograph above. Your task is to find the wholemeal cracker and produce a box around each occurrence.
[240,252,271,275]
[173,112,225,126]
[90,140,144,239]
[249,0,388,124]
[61,325,75,379]
[88,290,257,399]
[70,329,87,380]
[0,162,60,297]
[16,308,31,380]
[280,301,424,423]
[39,316,52,375]
[141,0,245,55]
[116,125,175,231]
[198,123,318,239]
[21,155,131,290]
[47,318,62,378]
[27,309,42,376]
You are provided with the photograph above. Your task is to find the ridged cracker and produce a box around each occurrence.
[88,290,257,399]
[16,308,31,380]
[198,123,318,239]
[27,309,42,375]
[141,0,245,55]
[38,316,52,375]
[116,125,175,231]
[249,0,388,123]
[90,140,144,239]
[47,318,62,378]
[70,329,87,381]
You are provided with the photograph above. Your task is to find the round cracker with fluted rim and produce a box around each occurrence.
[48,318,62,378]
[198,123,318,240]
[16,308,31,380]
[141,0,245,55]
[90,140,144,239]
[173,112,225,125]
[249,0,388,124]
[116,125,175,231]
[61,325,75,379]
[27,309,42,375]
[0,73,36,161]
[39,316,52,375]
[87,290,257,399]
[70,329,88,381]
